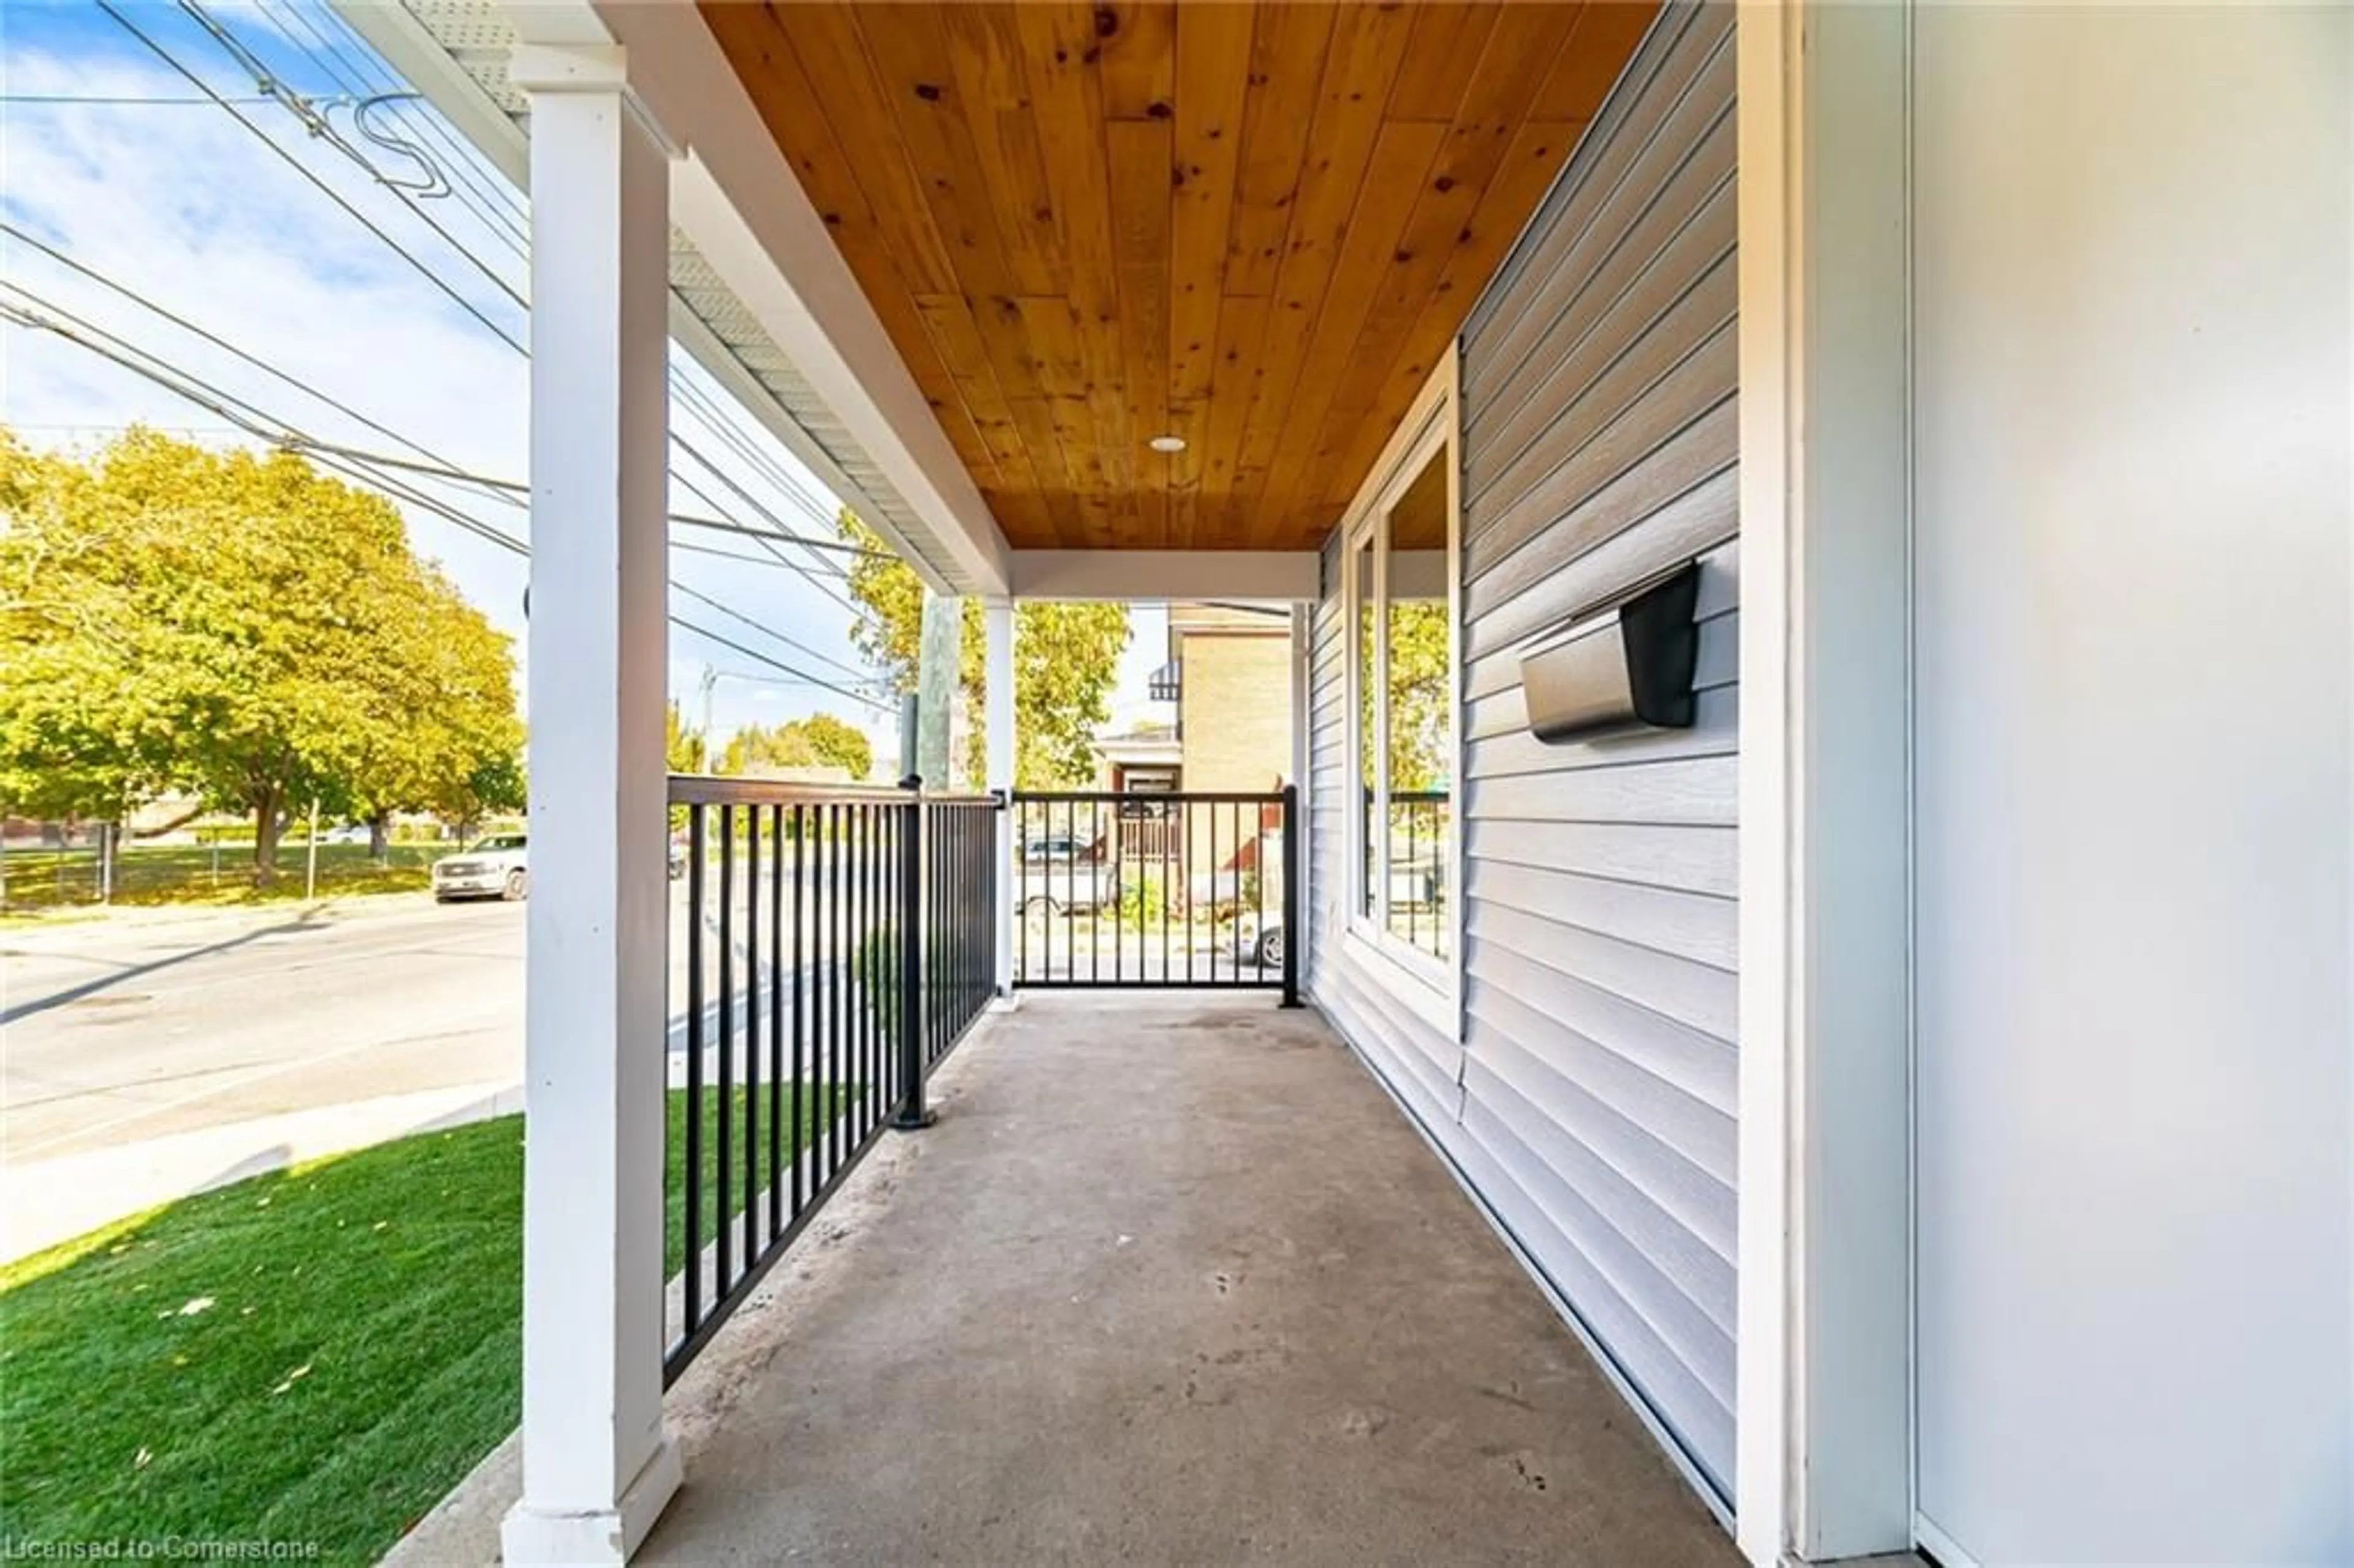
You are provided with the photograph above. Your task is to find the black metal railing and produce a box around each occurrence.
[1010,787,1297,1003]
[922,795,1000,1070]
[665,776,999,1382]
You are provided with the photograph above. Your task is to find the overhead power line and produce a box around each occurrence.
[1,291,893,712]
[156,0,859,603]
[72,0,877,660]
[94,0,525,351]
[0,93,281,105]
[0,224,891,576]
[186,0,864,602]
[254,0,532,246]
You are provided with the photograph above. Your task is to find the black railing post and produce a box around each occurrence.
[893,788,935,1130]
[992,788,1008,999]
[683,802,705,1336]
[1280,783,1302,1008]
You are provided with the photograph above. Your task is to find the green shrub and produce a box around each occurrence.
[1117,871,1167,932]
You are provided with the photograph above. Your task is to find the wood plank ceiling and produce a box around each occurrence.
[702,1,1658,552]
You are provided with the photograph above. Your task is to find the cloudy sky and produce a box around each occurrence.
[0,0,1167,771]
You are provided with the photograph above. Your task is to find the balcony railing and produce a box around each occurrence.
[665,776,1000,1381]
[1008,788,1298,1000]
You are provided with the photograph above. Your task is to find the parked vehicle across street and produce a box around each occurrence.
[1015,832,1126,916]
[432,832,528,903]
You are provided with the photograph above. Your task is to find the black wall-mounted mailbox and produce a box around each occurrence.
[1518,560,1702,744]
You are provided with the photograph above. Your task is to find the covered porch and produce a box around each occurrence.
[338,0,1778,1559]
[391,992,1733,1568]
[346,0,2353,1564]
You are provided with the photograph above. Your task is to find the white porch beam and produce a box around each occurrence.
[1009,550,1320,603]
[504,41,681,1567]
[983,597,1016,994]
[1736,3,1913,1564]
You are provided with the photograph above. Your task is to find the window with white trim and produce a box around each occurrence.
[1346,400,1457,970]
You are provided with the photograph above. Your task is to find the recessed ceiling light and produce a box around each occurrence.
[1148,435,1187,454]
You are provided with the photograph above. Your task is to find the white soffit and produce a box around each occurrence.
[333,0,980,595]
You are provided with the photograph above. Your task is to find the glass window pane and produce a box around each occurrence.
[1380,451,1450,960]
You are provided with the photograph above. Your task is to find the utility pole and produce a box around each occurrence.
[915,592,959,787]
[897,693,921,790]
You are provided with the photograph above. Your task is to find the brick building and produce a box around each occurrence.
[1093,603,1292,889]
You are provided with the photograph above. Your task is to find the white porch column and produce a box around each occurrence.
[505,41,682,1567]
[984,596,1015,992]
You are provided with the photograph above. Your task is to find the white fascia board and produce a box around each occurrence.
[595,1,1012,596]
[1010,550,1322,603]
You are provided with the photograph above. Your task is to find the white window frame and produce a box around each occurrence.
[1340,355,1463,1005]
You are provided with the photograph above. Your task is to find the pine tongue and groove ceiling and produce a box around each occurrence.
[701,1,1657,552]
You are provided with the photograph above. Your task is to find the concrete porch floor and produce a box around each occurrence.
[397,992,1736,1566]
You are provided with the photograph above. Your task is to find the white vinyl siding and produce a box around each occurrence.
[1305,0,1739,1504]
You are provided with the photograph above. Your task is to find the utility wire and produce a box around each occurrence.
[1,292,892,710]
[0,225,885,565]
[669,581,891,689]
[202,0,861,595]
[258,0,531,249]
[667,374,866,580]
[95,0,525,351]
[1,221,512,508]
[671,433,855,587]
[91,1,869,630]
[170,0,445,195]
[0,93,281,105]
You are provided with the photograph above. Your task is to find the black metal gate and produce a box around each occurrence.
[1010,787,1298,1004]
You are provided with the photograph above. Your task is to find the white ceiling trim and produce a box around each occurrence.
[1010,550,1321,603]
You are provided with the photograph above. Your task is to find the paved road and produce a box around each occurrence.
[1,869,864,1259]
[4,899,527,1166]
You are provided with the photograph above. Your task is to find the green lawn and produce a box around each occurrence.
[0,1086,859,1564]
[2,843,443,914]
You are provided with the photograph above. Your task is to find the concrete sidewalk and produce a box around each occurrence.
[393,992,1734,1566]
[3,1077,522,1262]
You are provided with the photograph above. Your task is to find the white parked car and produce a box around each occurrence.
[1016,832,1124,916]
[433,832,528,903]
